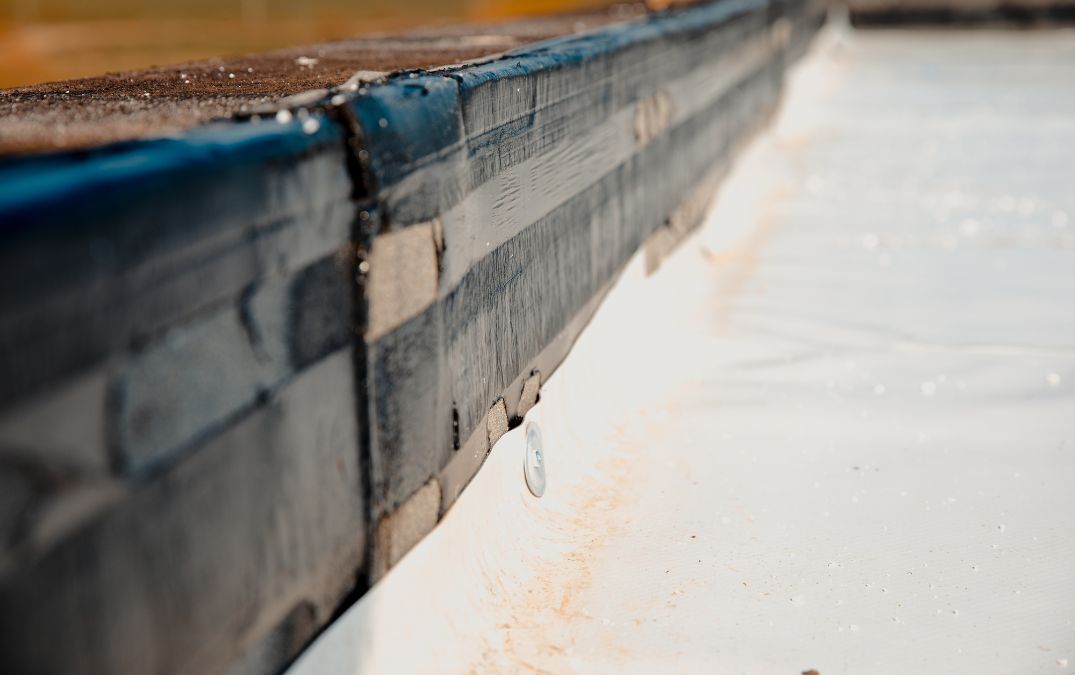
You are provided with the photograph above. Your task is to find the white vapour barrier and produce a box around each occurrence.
[289,26,1075,675]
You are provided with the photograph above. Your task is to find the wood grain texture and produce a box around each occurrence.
[352,0,826,524]
[0,2,826,671]
[0,351,365,675]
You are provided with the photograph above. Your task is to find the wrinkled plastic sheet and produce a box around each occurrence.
[288,26,1075,675]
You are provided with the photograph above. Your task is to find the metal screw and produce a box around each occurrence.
[524,423,546,497]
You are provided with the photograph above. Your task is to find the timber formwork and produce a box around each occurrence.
[0,2,825,673]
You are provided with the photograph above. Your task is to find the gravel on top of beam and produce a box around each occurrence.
[0,7,647,157]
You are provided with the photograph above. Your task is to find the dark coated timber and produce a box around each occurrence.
[0,2,825,674]
[355,0,826,520]
[849,3,1075,26]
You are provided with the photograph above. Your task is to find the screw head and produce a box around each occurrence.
[524,423,546,497]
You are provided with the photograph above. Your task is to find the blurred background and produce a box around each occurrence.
[0,0,611,87]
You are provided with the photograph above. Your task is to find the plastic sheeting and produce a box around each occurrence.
[288,25,1075,674]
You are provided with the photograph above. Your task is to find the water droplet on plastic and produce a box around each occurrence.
[302,118,320,135]
[275,110,293,124]
[378,118,389,128]
[524,423,546,497]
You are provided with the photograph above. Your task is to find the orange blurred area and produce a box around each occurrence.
[0,0,614,88]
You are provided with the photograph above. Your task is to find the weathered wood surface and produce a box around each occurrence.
[846,0,1075,24]
[0,1,825,673]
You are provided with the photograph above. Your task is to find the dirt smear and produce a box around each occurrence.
[466,398,690,673]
